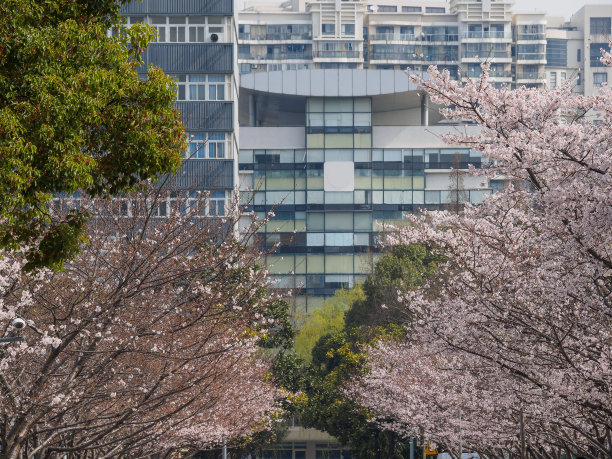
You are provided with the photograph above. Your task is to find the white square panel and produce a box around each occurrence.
[324,161,355,192]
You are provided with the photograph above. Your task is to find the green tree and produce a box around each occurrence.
[294,285,364,361]
[265,246,441,457]
[0,0,185,270]
[344,244,443,329]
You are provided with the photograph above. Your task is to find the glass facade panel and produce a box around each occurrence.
[240,96,487,309]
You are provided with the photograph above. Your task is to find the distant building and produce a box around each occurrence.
[238,0,612,93]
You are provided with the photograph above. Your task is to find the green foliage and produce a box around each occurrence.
[270,245,441,457]
[294,285,364,361]
[344,244,443,329]
[0,0,186,269]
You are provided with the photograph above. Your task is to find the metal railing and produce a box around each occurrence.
[461,31,509,39]
[516,33,546,40]
[516,53,546,61]
[239,32,312,40]
[313,51,361,58]
[516,73,546,80]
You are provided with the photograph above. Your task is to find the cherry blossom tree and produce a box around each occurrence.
[0,183,283,458]
[351,49,612,458]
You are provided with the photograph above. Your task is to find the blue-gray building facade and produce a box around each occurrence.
[120,0,238,212]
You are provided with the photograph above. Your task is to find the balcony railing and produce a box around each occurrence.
[369,33,458,42]
[421,34,459,42]
[266,52,313,60]
[370,33,416,41]
[463,51,510,59]
[516,73,546,80]
[313,51,362,58]
[370,53,418,60]
[466,70,513,78]
[516,33,546,40]
[239,32,312,40]
[516,53,546,61]
[461,31,510,39]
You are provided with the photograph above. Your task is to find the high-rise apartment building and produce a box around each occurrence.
[238,0,611,93]
[237,1,612,312]
[120,0,239,209]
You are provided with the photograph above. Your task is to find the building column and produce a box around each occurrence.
[420,93,429,126]
[249,94,257,126]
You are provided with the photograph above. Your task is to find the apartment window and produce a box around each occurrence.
[549,72,557,88]
[341,24,355,36]
[577,48,581,63]
[208,191,227,216]
[577,72,582,86]
[590,43,610,67]
[425,7,445,13]
[590,17,611,35]
[546,39,567,67]
[175,75,229,101]
[378,5,397,12]
[150,16,226,43]
[188,133,230,159]
[560,72,566,83]
[593,72,608,86]
[402,6,421,12]
[322,24,335,36]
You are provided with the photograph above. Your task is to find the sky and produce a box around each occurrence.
[238,0,612,20]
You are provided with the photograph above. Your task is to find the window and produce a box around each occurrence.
[546,39,567,67]
[590,17,611,35]
[560,72,566,83]
[577,48,581,63]
[174,75,230,101]
[549,72,557,88]
[425,7,445,13]
[188,133,230,159]
[208,191,227,216]
[402,6,421,12]
[377,5,397,12]
[341,24,355,36]
[591,43,610,67]
[594,72,608,86]
[149,16,226,43]
[577,72,582,86]
[322,24,335,36]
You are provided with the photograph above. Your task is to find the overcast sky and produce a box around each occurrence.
[238,0,611,20]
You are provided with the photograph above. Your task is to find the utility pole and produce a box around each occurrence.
[458,408,462,459]
[222,438,227,459]
[520,406,526,459]
[410,436,415,459]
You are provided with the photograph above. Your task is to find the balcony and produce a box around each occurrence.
[465,70,513,78]
[461,31,510,39]
[516,33,546,41]
[462,51,510,59]
[176,102,233,131]
[516,53,546,62]
[173,159,234,190]
[121,0,233,15]
[421,34,459,42]
[516,73,546,81]
[265,52,313,60]
[239,32,312,41]
[313,51,362,59]
[370,33,416,41]
[141,44,233,74]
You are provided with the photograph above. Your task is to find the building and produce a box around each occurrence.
[120,0,239,210]
[238,69,489,311]
[238,0,612,93]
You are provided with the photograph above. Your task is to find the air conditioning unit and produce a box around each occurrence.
[210,33,219,42]
[252,64,258,69]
